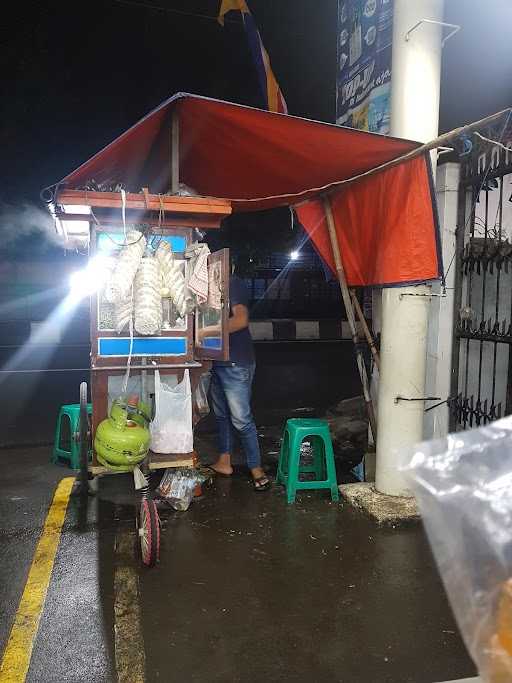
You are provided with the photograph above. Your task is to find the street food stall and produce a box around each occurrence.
[46,92,442,567]
[52,188,233,566]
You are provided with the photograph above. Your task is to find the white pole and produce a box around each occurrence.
[375,0,444,496]
[376,286,432,496]
[389,0,444,145]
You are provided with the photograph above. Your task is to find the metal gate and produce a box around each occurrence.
[450,116,512,430]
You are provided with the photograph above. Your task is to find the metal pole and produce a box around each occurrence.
[449,171,468,430]
[312,108,512,204]
[322,196,377,441]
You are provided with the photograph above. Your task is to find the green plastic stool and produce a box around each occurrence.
[52,403,92,469]
[277,418,339,504]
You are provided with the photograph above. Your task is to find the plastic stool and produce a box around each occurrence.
[52,403,92,469]
[276,418,339,504]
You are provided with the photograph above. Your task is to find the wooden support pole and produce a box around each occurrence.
[322,108,512,198]
[322,196,377,441]
[350,289,380,372]
[171,111,180,195]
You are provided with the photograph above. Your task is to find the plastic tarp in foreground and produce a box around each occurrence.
[59,93,441,287]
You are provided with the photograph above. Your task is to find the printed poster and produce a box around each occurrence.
[336,0,393,135]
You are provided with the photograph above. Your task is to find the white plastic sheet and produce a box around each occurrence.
[401,417,512,683]
[150,370,193,454]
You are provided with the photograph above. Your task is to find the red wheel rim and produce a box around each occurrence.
[139,499,160,567]
[154,502,160,561]
[140,499,152,566]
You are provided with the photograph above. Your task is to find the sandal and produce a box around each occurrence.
[252,475,271,492]
[201,465,232,479]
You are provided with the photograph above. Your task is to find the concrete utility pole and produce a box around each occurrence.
[375,0,445,496]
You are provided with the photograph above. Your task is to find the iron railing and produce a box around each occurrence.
[450,116,512,429]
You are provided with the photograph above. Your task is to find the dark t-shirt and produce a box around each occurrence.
[215,276,255,366]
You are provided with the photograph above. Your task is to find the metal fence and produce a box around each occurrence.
[450,118,512,429]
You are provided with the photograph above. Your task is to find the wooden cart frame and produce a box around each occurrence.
[56,184,232,566]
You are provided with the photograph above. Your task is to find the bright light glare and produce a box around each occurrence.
[69,255,114,300]
[57,204,92,239]
[62,220,90,235]
[290,250,299,261]
[63,204,91,215]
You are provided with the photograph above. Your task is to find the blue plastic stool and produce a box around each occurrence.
[276,418,339,504]
[52,403,92,469]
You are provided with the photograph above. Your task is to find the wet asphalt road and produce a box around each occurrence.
[0,445,477,683]
[0,448,64,656]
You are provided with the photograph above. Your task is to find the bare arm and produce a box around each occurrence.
[198,304,249,340]
[227,304,249,333]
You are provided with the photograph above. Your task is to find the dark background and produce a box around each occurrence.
[0,0,510,446]
[1,0,511,206]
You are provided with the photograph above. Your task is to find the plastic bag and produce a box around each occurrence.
[157,467,206,511]
[134,256,162,335]
[150,370,193,454]
[104,230,145,303]
[114,299,133,333]
[400,416,512,683]
[155,241,188,318]
[194,372,211,417]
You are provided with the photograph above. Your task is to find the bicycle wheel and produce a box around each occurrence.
[139,498,160,567]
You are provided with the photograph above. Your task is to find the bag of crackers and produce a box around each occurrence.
[401,417,512,682]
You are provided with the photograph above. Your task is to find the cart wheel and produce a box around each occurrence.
[79,381,90,493]
[139,499,160,567]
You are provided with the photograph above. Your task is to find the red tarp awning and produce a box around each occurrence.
[58,93,441,287]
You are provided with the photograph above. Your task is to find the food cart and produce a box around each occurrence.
[47,92,442,567]
[52,185,233,566]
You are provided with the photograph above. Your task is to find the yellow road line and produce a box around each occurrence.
[0,476,75,683]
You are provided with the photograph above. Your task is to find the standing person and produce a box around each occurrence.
[208,274,270,492]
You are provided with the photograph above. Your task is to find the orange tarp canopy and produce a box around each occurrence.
[58,93,441,287]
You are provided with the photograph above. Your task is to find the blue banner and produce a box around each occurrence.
[336,0,393,135]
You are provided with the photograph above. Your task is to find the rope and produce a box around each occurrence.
[474,131,512,154]
[121,305,135,395]
[120,188,134,395]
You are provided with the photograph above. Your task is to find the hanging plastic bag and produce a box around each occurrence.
[400,417,512,683]
[150,370,193,454]
[134,256,162,335]
[104,230,145,303]
[194,371,211,417]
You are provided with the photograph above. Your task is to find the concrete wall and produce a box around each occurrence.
[424,162,459,439]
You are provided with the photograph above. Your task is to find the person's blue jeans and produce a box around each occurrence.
[210,363,261,469]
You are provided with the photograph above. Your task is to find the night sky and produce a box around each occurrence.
[1,0,511,206]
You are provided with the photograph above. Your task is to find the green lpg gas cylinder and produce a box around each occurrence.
[94,400,150,472]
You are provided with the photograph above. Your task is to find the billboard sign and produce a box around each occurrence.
[336,0,393,135]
